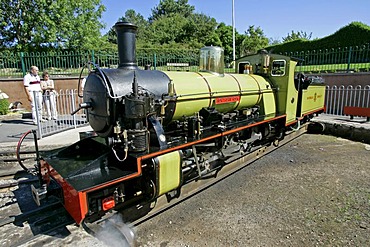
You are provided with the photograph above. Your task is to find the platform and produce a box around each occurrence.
[311,113,370,144]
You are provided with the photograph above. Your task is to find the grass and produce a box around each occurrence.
[297,62,370,73]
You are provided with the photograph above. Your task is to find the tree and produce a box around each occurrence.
[282,30,312,43]
[215,23,233,57]
[144,3,219,49]
[240,25,269,56]
[0,0,106,51]
[150,0,195,21]
[184,13,220,48]
[215,23,245,60]
[269,38,281,46]
[105,9,149,45]
[147,13,189,45]
[124,9,149,41]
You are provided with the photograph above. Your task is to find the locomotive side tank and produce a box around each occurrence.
[164,71,274,120]
[33,21,325,224]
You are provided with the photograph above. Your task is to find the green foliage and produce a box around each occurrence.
[0,0,245,60]
[107,2,221,53]
[0,98,9,115]
[137,47,199,65]
[185,13,220,47]
[105,9,149,44]
[147,14,190,45]
[240,26,269,56]
[282,30,312,43]
[215,23,233,57]
[267,22,370,53]
[150,0,195,21]
[2,1,369,66]
[0,0,107,51]
[214,24,244,60]
[104,1,220,51]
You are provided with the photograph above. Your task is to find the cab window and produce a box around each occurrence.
[271,60,286,76]
[238,61,251,74]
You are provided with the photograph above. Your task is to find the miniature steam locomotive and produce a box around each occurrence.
[32,22,325,224]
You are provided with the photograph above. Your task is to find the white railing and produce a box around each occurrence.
[325,85,370,115]
[35,89,87,138]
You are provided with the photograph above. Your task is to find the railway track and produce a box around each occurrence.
[0,143,75,246]
[0,155,74,247]
[0,201,75,247]
[0,145,63,189]
[0,151,35,177]
[0,149,38,191]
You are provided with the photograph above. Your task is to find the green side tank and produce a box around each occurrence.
[164,71,274,121]
[163,47,275,122]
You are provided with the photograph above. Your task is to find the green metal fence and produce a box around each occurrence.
[0,44,369,78]
[0,50,94,78]
[0,49,203,78]
[284,43,370,73]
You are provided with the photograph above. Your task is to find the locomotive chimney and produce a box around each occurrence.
[114,21,138,69]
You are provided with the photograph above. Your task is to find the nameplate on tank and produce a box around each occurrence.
[215,96,240,104]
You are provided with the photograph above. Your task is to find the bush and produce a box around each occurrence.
[0,98,9,115]
[266,21,370,53]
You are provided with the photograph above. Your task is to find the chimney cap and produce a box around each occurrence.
[114,21,138,31]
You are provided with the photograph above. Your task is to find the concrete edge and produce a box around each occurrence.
[312,117,370,144]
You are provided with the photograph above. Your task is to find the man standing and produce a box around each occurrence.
[23,66,44,124]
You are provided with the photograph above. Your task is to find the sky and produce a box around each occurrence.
[100,0,370,41]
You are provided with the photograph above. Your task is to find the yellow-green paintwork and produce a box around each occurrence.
[258,91,276,116]
[234,53,301,125]
[164,71,267,120]
[165,72,210,120]
[156,151,181,196]
[202,72,240,113]
[265,59,298,124]
[276,60,298,124]
[301,85,326,115]
[231,74,271,111]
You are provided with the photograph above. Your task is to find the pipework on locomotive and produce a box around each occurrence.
[32,21,325,224]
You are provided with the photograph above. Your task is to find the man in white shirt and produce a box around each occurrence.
[23,66,44,124]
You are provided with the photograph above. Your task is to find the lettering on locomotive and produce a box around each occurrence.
[215,96,240,104]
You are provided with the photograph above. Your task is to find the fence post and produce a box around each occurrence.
[91,50,95,65]
[153,53,157,70]
[70,91,77,128]
[346,46,352,73]
[33,91,43,139]
[20,52,26,76]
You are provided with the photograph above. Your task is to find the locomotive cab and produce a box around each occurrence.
[236,52,325,124]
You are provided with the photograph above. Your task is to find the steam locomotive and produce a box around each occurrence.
[32,22,325,224]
